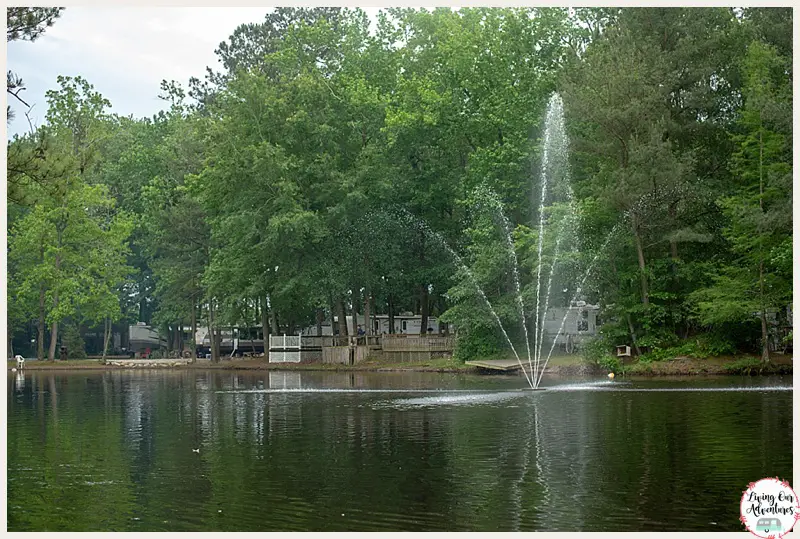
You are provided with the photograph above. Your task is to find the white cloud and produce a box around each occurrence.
[7,7,269,136]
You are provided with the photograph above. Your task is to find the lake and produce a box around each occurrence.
[6,369,792,531]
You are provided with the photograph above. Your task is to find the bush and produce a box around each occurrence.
[581,336,613,365]
[640,341,703,362]
[696,333,737,356]
[581,336,621,372]
[61,324,87,359]
[598,354,621,372]
[636,329,679,351]
[637,333,737,363]
[452,326,506,361]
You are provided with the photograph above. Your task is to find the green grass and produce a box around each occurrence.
[722,356,791,375]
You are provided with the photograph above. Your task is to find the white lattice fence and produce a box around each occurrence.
[269,334,302,363]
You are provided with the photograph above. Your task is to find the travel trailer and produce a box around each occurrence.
[300,314,442,336]
[540,302,601,353]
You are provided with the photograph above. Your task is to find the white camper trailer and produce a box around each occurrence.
[540,302,601,353]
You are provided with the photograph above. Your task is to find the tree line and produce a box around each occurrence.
[7,7,792,362]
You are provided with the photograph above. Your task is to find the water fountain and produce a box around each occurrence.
[477,94,586,389]
[463,93,630,389]
[392,93,624,390]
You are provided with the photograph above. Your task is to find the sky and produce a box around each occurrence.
[6,7,277,137]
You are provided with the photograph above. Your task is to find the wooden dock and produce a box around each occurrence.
[464,359,525,372]
[105,359,193,367]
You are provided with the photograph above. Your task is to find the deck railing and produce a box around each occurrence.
[269,335,301,349]
[269,333,453,353]
[381,335,454,352]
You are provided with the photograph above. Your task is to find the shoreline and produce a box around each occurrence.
[8,354,792,376]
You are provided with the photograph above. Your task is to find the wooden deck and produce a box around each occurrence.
[464,359,525,372]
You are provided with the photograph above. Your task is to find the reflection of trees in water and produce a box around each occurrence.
[7,372,795,531]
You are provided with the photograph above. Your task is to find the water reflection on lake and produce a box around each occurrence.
[7,370,792,531]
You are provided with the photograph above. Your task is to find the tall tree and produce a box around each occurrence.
[690,40,791,362]
[6,7,64,121]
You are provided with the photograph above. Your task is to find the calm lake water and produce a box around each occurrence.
[6,369,792,532]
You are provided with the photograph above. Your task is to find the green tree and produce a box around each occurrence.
[690,41,791,362]
[6,7,64,122]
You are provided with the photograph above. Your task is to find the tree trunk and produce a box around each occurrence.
[191,300,197,362]
[101,317,111,364]
[631,213,649,307]
[209,300,219,363]
[269,307,278,335]
[206,306,213,361]
[214,325,221,363]
[351,285,360,336]
[261,296,270,355]
[371,295,377,337]
[47,243,62,362]
[610,254,642,356]
[420,284,429,335]
[625,313,643,358]
[48,317,58,361]
[37,283,46,361]
[337,298,348,336]
[316,308,324,337]
[757,123,770,364]
[328,294,337,336]
[388,294,395,335]
[760,277,770,363]
[363,284,372,336]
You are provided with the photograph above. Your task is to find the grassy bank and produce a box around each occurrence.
[621,354,793,376]
[8,353,791,376]
[7,357,476,373]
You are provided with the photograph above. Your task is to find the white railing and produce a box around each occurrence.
[269,334,302,363]
[269,334,301,349]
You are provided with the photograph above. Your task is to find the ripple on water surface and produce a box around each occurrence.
[6,370,793,532]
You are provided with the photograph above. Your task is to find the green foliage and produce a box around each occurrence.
[7,8,791,362]
[598,354,621,373]
[695,333,738,356]
[581,336,620,372]
[6,8,64,122]
[687,38,791,362]
[60,324,87,359]
[580,336,611,364]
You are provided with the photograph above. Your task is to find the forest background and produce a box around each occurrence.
[6,7,792,365]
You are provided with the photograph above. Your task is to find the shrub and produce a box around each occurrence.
[581,336,613,365]
[696,333,737,356]
[61,324,87,359]
[598,354,621,372]
[452,326,506,361]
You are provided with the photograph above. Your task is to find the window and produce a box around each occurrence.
[402,320,407,332]
[577,311,589,332]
